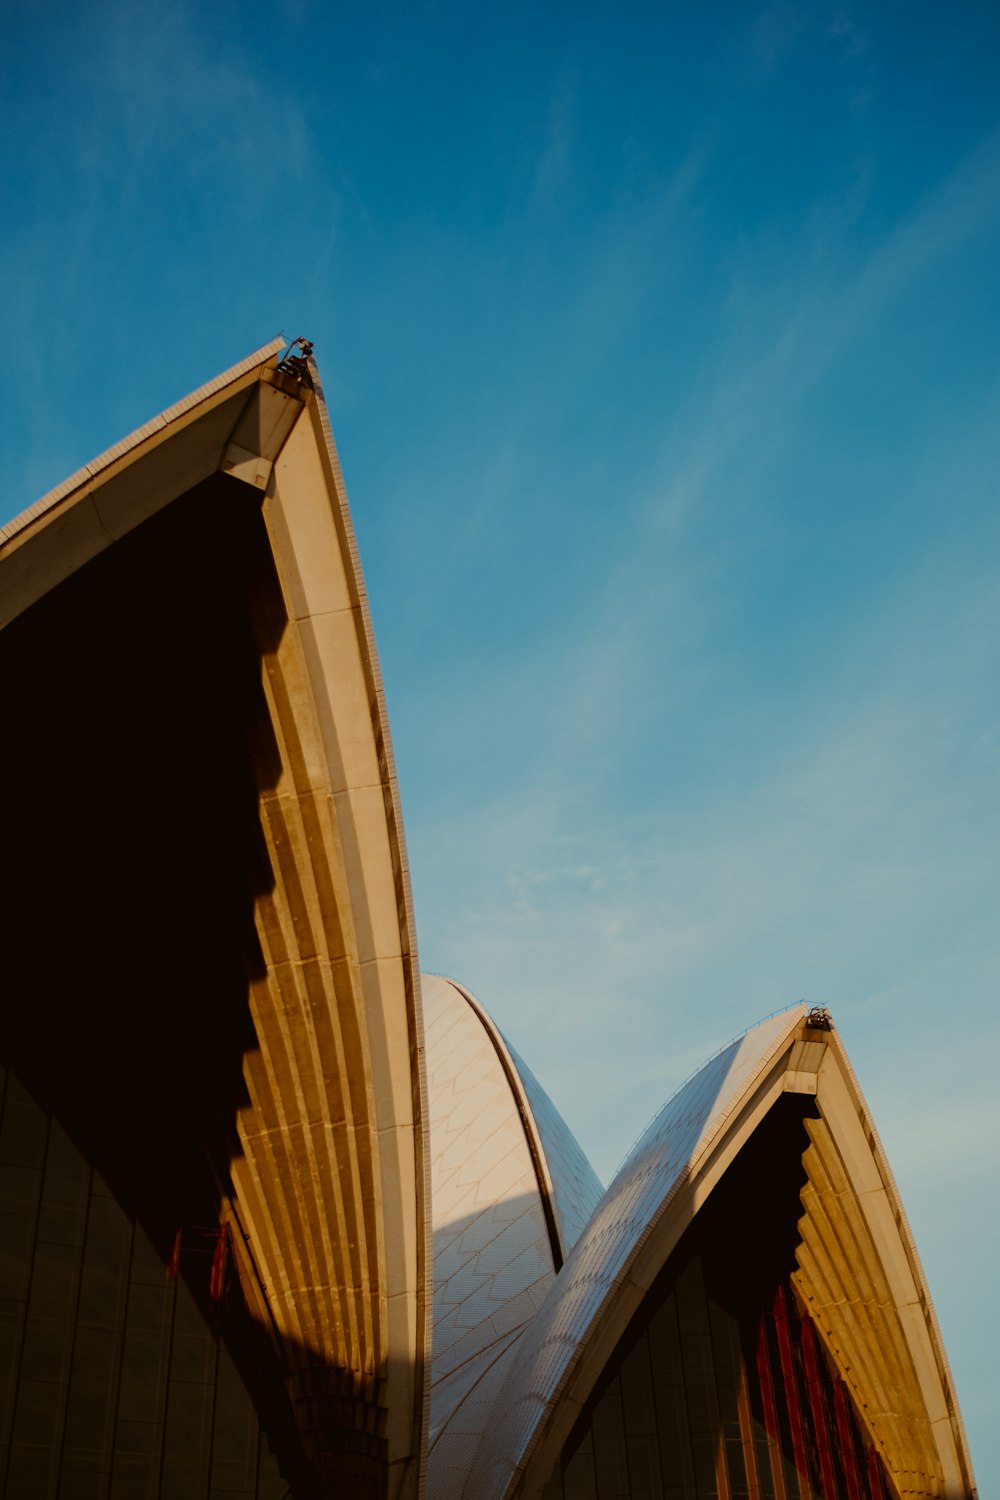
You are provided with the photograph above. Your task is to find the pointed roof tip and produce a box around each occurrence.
[277,336,316,381]
[1,335,289,550]
[465,1006,975,1500]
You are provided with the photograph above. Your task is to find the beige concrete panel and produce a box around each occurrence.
[238,964,373,1366]
[0,495,107,627]
[232,1126,314,1347]
[801,1119,920,1411]
[238,1115,376,1365]
[271,798,357,973]
[93,390,253,535]
[385,1286,420,1465]
[259,789,341,964]
[361,959,417,1132]
[793,1247,892,1463]
[304,362,430,1499]
[253,381,426,1489]
[268,412,354,619]
[375,1120,419,1301]
[258,958,351,1125]
[233,1112,355,1357]
[809,1044,972,1493]
[786,1038,826,1075]
[826,1037,975,1493]
[244,970,380,1340]
[335,786,407,962]
[819,1074,922,1309]
[896,1303,957,1428]
[1,387,257,626]
[1,337,282,549]
[795,1213,906,1462]
[297,607,384,794]
[221,445,273,488]
[254,1056,371,1338]
[222,379,303,484]
[260,616,338,797]
[929,1415,969,1499]
[815,1047,885,1196]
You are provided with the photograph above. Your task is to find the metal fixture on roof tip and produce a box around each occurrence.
[278,336,315,381]
[806,1005,834,1031]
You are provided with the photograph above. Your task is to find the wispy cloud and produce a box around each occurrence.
[406,127,1000,1192]
[530,72,577,211]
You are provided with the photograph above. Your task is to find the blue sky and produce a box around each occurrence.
[3,0,998,1484]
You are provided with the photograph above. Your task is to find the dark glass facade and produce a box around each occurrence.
[0,1068,289,1500]
[541,1097,897,1500]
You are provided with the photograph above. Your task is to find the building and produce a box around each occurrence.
[0,341,976,1499]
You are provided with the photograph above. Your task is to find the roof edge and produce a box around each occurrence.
[440,977,565,1272]
[1,335,286,548]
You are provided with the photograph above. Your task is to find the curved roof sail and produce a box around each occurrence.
[469,1009,975,1500]
[422,976,603,1500]
[0,341,430,1499]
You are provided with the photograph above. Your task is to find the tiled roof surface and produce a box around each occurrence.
[466,1008,804,1499]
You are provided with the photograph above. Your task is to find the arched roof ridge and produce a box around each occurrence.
[1,343,430,1498]
[462,1006,808,1500]
[442,978,568,1268]
[421,974,560,1500]
[464,1006,976,1500]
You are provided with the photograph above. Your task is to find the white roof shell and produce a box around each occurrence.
[466,1007,976,1500]
[422,976,602,1500]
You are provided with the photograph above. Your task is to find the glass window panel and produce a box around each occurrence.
[36,1205,87,1251]
[111,1418,157,1456]
[256,1437,291,1500]
[124,1283,169,1335]
[562,1444,598,1500]
[620,1334,657,1435]
[591,1375,630,1500]
[163,1376,214,1465]
[0,1202,34,1307]
[128,1226,166,1289]
[0,1084,48,1170]
[20,1315,74,1385]
[619,1335,660,1500]
[169,1332,215,1386]
[9,1374,62,1448]
[27,1240,79,1322]
[63,1325,119,1450]
[55,1463,108,1500]
[650,1297,697,1498]
[210,1456,257,1494]
[116,1328,165,1423]
[540,1460,565,1500]
[77,1212,130,1330]
[624,1432,662,1500]
[0,1162,44,1208]
[40,1127,89,1213]
[0,1308,22,1435]
[5,1440,57,1498]
[109,1450,154,1499]
[159,1458,204,1500]
[0,1084,300,1500]
[210,1348,256,1470]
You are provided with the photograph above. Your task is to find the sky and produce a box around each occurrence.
[2,0,998,1485]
